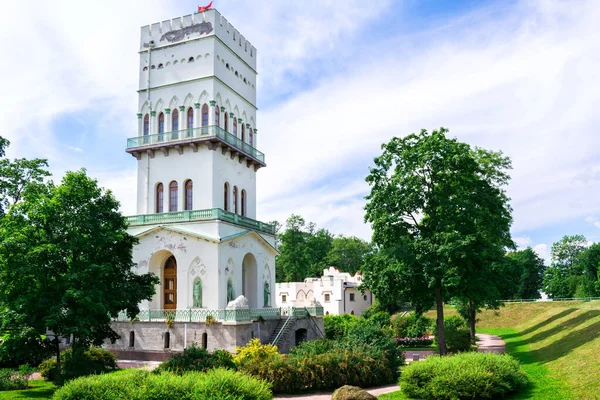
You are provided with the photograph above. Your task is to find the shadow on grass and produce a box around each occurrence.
[501,308,578,339]
[510,310,600,350]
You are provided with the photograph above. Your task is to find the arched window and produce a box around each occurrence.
[156,183,164,213]
[169,181,178,212]
[215,107,220,128]
[187,107,194,137]
[241,189,246,217]
[201,104,209,133]
[143,114,150,144]
[233,118,237,137]
[241,124,245,142]
[249,128,253,147]
[233,186,238,214]
[202,332,208,349]
[184,180,193,211]
[224,182,229,211]
[158,112,165,141]
[129,331,135,348]
[164,332,170,349]
[172,109,179,138]
[224,112,229,132]
[188,57,195,62]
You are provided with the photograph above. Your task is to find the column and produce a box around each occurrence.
[238,118,243,141]
[150,111,157,139]
[194,103,201,128]
[165,108,172,134]
[229,113,235,136]
[137,113,143,136]
[254,129,258,149]
[209,100,216,127]
[220,107,226,129]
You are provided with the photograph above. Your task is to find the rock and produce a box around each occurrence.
[331,385,377,400]
[226,295,249,309]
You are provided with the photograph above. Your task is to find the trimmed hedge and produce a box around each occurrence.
[52,368,272,400]
[157,345,235,374]
[401,352,527,399]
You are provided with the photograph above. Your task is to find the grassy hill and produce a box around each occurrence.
[426,301,600,399]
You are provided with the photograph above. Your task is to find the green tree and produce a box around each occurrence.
[543,235,588,298]
[578,243,600,297]
[0,170,159,366]
[326,236,372,274]
[505,248,546,299]
[363,128,512,354]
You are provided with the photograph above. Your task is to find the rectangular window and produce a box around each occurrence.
[324,293,330,302]
[282,295,287,303]
[349,293,355,302]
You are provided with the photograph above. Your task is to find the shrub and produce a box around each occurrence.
[234,338,279,364]
[0,368,28,391]
[395,337,434,348]
[39,358,59,381]
[0,329,53,368]
[365,311,391,328]
[401,352,527,399]
[157,345,235,374]
[344,321,404,374]
[40,347,117,384]
[53,368,272,400]
[288,338,336,358]
[440,316,471,352]
[391,313,432,338]
[323,314,358,339]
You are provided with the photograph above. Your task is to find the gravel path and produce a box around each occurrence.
[476,333,506,353]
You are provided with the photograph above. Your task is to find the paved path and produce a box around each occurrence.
[273,384,399,400]
[476,333,506,353]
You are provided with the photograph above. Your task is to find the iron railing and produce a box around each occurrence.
[125,208,276,235]
[126,125,265,163]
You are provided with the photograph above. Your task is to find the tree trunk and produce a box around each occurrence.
[435,286,447,355]
[468,299,476,345]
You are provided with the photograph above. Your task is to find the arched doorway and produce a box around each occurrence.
[295,328,307,346]
[242,253,258,308]
[164,256,177,309]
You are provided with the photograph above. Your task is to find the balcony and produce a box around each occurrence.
[125,207,275,235]
[125,125,265,169]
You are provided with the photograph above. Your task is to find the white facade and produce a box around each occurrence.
[275,268,373,317]
[126,9,276,313]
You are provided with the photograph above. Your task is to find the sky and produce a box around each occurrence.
[2,0,600,263]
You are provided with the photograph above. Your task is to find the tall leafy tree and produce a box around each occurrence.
[543,235,588,298]
[363,128,512,354]
[578,243,600,296]
[504,248,546,299]
[0,170,159,365]
[326,236,373,274]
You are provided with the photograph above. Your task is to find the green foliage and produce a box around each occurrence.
[326,236,373,274]
[543,235,589,298]
[288,338,336,358]
[504,248,546,299]
[438,316,471,352]
[0,368,28,391]
[363,128,513,354]
[53,368,272,400]
[234,338,279,365]
[0,170,159,361]
[401,352,527,399]
[41,347,117,385]
[323,314,359,339]
[0,328,53,368]
[391,313,432,338]
[365,311,391,328]
[157,345,235,374]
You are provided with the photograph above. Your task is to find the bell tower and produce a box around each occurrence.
[126,8,263,219]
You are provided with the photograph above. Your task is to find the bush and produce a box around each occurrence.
[234,338,279,364]
[53,368,272,400]
[40,347,117,385]
[391,313,432,338]
[395,337,434,348]
[0,368,28,391]
[323,314,358,339]
[288,338,336,358]
[440,316,471,352]
[365,311,391,328]
[344,321,404,374]
[0,329,53,368]
[401,352,527,399]
[157,345,235,374]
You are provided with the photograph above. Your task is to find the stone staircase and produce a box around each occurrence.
[269,316,295,345]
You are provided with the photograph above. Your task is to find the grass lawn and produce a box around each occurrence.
[0,379,56,399]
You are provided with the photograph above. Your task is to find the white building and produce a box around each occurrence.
[106,9,323,357]
[276,267,374,317]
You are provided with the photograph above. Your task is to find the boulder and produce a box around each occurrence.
[331,385,377,400]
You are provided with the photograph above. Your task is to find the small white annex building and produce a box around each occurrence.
[106,8,323,357]
[276,268,374,317]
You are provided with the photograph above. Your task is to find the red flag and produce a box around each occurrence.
[198,1,213,12]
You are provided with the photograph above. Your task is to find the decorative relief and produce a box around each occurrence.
[159,22,213,43]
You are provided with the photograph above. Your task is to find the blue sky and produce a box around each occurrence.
[2,0,600,262]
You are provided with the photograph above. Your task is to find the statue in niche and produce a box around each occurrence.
[227,278,234,303]
[193,278,202,308]
[264,282,270,307]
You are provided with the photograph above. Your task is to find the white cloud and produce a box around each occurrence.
[533,243,550,264]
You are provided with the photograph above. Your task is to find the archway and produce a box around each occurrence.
[295,328,307,346]
[164,255,177,309]
[242,253,258,308]
[148,250,176,309]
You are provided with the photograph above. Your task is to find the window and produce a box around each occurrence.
[169,181,178,212]
[224,182,229,211]
[184,180,193,211]
[241,124,245,142]
[143,114,150,143]
[241,189,246,217]
[158,63,163,69]
[172,109,179,139]
[233,186,238,214]
[226,63,229,70]
[282,295,287,303]
[188,57,195,62]
[158,112,165,141]
[324,293,330,302]
[224,112,229,132]
[156,183,164,213]
[215,107,220,127]
[143,66,148,71]
[249,128,253,146]
[364,295,368,301]
[201,103,209,129]
[202,333,208,349]
[129,331,135,348]
[187,107,194,137]
[164,332,170,349]
[233,118,237,137]
[349,293,355,302]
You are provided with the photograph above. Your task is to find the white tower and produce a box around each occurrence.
[124,9,277,313]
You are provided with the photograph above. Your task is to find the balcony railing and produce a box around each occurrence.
[113,306,323,323]
[125,208,275,234]
[126,125,265,164]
